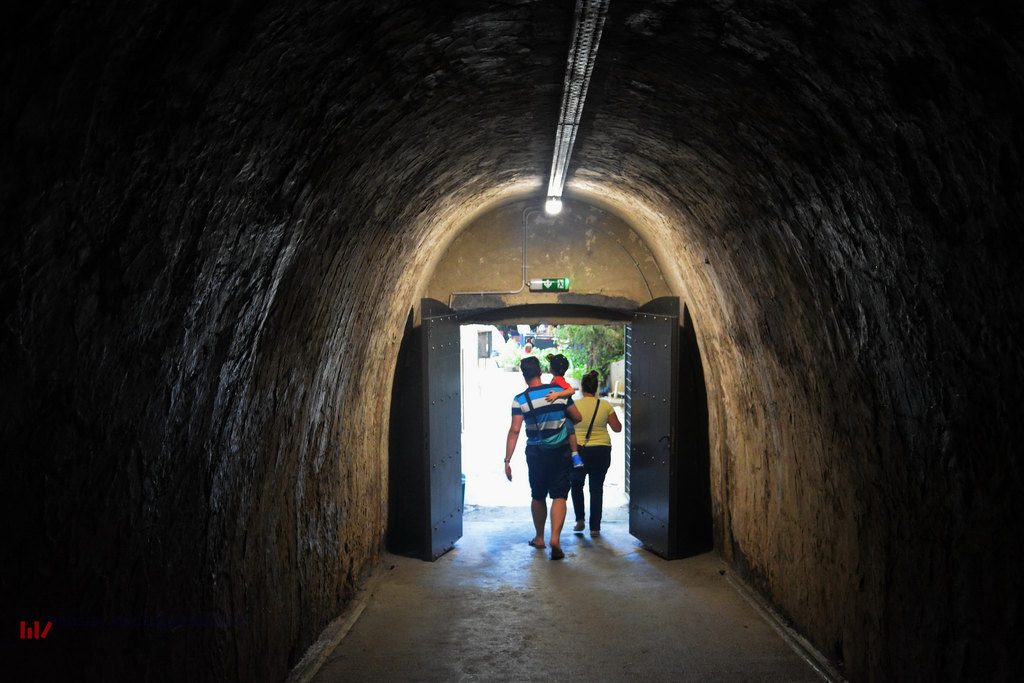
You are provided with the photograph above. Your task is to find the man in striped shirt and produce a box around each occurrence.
[504,356,582,560]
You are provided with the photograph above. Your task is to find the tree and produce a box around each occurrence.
[554,324,625,382]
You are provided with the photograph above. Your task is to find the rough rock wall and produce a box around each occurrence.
[574,2,1024,679]
[3,1,1022,681]
[3,1,561,680]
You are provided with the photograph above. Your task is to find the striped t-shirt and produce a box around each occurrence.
[511,384,575,448]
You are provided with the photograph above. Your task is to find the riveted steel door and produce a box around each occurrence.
[627,297,680,559]
[422,298,463,560]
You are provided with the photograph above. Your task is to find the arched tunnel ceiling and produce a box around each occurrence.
[3,1,1022,681]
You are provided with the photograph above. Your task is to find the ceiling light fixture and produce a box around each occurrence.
[544,196,563,215]
[545,0,610,214]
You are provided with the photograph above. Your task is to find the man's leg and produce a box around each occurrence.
[526,447,547,547]
[549,497,567,554]
[548,444,572,558]
[531,498,547,547]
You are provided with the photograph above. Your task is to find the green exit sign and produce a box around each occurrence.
[529,277,570,292]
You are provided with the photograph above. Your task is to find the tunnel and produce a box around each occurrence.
[3,1,1022,681]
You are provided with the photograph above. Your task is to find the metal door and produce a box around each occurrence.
[627,297,680,559]
[421,298,463,559]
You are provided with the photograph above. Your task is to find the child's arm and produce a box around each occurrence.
[544,386,574,403]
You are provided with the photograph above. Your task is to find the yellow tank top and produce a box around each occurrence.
[575,397,615,447]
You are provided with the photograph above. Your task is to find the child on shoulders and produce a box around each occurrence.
[545,354,582,467]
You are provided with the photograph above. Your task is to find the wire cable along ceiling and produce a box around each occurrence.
[545,0,611,215]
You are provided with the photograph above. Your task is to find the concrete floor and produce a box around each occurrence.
[307,505,834,682]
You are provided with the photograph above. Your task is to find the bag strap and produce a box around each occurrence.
[523,389,570,445]
[584,400,600,442]
[523,390,536,417]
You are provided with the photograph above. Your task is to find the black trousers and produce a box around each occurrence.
[570,445,612,530]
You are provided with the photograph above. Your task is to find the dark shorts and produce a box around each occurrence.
[526,442,572,501]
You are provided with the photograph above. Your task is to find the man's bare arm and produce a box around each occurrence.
[504,414,524,481]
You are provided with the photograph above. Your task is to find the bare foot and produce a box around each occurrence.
[550,546,565,560]
[528,538,546,549]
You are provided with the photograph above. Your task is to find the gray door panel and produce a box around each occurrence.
[627,297,680,559]
[422,298,463,560]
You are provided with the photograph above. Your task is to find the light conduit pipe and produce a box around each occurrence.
[545,0,610,213]
[448,207,541,308]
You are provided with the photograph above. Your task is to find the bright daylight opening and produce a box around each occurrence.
[459,321,628,508]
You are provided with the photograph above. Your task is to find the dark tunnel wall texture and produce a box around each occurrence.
[2,1,1021,681]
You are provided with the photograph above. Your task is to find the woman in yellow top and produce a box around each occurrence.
[570,370,622,535]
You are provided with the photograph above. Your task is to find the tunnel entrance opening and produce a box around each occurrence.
[388,299,713,561]
[458,320,628,512]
